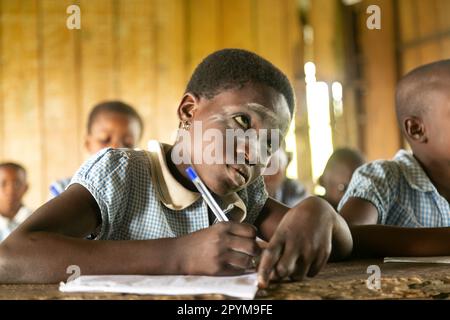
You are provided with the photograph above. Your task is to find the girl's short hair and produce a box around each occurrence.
[0,162,27,179]
[87,101,144,138]
[185,49,295,117]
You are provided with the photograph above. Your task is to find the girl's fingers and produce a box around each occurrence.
[228,235,261,257]
[307,250,330,277]
[289,255,311,282]
[257,241,283,288]
[223,250,255,270]
[273,242,300,279]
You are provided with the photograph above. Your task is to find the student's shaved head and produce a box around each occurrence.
[396,59,450,131]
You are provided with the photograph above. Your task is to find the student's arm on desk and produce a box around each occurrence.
[254,196,353,288]
[340,197,450,257]
[0,184,260,283]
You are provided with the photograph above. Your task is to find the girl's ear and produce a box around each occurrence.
[404,117,427,143]
[177,93,200,122]
[84,135,94,153]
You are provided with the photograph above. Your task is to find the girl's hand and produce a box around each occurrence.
[177,221,261,275]
[257,197,352,288]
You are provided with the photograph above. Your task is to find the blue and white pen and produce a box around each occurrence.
[186,166,229,222]
[186,166,265,243]
[186,166,266,270]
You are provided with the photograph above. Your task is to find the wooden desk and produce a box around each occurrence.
[0,259,449,299]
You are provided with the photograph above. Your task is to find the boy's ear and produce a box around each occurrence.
[84,135,97,154]
[286,151,293,165]
[404,117,427,143]
[177,93,200,122]
[318,174,324,187]
[84,136,91,152]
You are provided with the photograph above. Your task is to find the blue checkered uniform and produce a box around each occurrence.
[338,150,450,227]
[70,148,268,240]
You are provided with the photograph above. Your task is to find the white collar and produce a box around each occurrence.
[145,140,247,222]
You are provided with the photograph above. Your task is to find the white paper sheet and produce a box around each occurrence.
[59,273,259,299]
[384,256,450,264]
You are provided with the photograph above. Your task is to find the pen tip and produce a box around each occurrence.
[185,166,198,180]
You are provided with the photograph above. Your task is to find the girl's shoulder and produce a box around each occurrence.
[72,147,152,187]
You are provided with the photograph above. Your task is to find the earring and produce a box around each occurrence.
[180,120,191,131]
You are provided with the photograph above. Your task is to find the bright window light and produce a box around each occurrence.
[305,62,334,187]
[332,81,343,117]
[304,61,316,84]
[331,81,342,100]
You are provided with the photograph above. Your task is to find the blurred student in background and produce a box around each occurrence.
[318,148,365,210]
[264,146,308,207]
[0,163,31,242]
[50,101,144,197]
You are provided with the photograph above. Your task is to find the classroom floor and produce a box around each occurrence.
[0,259,449,299]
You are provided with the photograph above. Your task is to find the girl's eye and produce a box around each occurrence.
[234,115,251,129]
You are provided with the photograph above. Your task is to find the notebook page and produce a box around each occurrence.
[59,273,259,299]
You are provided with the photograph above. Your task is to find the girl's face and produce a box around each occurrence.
[0,168,28,218]
[85,112,142,154]
[321,162,359,209]
[176,83,291,196]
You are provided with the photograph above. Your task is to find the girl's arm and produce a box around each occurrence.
[0,184,183,283]
[0,184,259,283]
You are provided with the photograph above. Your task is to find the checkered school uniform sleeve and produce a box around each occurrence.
[69,148,135,239]
[337,160,400,224]
[239,175,269,225]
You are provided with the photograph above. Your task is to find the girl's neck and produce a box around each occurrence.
[164,145,197,192]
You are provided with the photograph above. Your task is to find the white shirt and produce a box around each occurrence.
[0,206,32,242]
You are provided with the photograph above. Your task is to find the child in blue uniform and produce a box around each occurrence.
[0,49,352,287]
